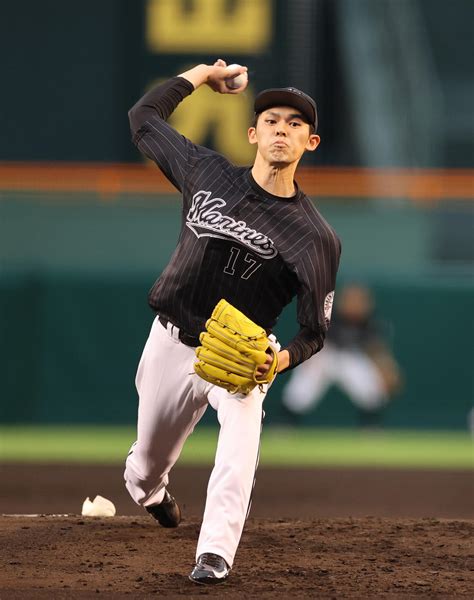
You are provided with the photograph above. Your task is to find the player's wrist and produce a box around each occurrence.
[276,350,290,373]
[178,64,213,90]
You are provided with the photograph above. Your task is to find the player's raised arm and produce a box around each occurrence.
[179,59,248,94]
[129,60,248,134]
[128,60,248,192]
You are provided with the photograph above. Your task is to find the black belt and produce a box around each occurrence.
[158,316,200,348]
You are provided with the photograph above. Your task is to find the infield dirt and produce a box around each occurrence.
[0,464,473,598]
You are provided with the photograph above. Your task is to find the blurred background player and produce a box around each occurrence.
[282,283,402,428]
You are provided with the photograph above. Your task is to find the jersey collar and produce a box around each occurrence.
[246,169,303,203]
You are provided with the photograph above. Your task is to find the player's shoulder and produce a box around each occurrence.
[298,193,341,248]
[191,145,234,167]
[192,151,250,186]
[192,147,244,172]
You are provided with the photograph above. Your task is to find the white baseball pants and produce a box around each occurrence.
[282,343,387,414]
[124,316,271,568]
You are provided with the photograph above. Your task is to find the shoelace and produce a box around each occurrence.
[200,553,225,569]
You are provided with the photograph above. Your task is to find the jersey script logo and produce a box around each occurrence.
[186,190,277,259]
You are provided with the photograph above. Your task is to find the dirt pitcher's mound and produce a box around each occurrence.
[0,515,472,599]
[1,465,472,597]
[1,464,473,519]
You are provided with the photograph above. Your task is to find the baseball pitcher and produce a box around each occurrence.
[124,59,341,584]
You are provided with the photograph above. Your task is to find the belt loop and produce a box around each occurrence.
[158,315,199,347]
[171,324,180,342]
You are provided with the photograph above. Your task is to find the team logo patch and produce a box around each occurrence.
[324,291,335,322]
[186,190,277,259]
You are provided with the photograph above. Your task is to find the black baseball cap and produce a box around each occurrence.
[254,87,318,131]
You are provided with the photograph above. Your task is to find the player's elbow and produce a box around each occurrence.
[129,103,158,138]
[128,105,140,137]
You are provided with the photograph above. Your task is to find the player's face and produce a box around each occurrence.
[338,285,374,321]
[248,107,320,166]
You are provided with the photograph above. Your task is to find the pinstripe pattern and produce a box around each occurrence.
[130,79,341,368]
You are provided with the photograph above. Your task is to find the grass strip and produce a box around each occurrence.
[0,426,472,469]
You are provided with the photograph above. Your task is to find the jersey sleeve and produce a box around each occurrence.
[285,227,342,369]
[128,77,215,192]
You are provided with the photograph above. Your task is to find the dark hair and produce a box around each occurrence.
[251,112,316,135]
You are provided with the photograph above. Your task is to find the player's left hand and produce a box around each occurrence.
[255,352,276,378]
[194,299,278,395]
[256,349,290,376]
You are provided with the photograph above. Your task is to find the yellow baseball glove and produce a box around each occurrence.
[194,299,278,395]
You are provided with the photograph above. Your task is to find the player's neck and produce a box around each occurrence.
[251,156,298,198]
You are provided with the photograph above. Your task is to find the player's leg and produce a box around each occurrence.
[195,382,267,570]
[281,345,332,414]
[336,349,388,422]
[124,317,208,508]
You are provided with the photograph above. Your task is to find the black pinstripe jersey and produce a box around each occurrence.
[129,78,341,368]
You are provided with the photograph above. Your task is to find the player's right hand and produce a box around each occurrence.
[206,59,248,94]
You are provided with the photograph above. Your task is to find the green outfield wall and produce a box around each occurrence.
[1,195,472,430]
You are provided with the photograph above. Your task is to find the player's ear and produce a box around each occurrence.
[248,127,258,145]
[305,134,320,152]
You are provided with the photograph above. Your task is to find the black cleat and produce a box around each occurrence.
[146,490,181,528]
[189,553,230,585]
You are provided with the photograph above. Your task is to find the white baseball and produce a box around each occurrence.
[225,64,248,90]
